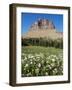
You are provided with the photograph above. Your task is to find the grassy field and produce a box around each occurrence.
[21,46,63,77]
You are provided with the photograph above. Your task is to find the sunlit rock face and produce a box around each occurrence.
[22,18,63,39]
[30,18,55,30]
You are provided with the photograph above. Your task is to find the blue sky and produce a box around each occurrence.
[21,13,63,34]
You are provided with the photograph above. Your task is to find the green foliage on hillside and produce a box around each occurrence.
[22,38,63,49]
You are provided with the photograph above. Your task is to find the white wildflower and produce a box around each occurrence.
[48,65,52,69]
[45,72,48,75]
[28,54,34,58]
[42,60,44,64]
[24,57,27,60]
[52,58,55,62]
[38,63,41,68]
[30,61,33,64]
[46,60,49,64]
[36,56,40,59]
[30,59,33,62]
[51,63,55,67]
[25,64,28,67]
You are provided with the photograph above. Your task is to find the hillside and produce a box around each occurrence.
[22,18,63,40]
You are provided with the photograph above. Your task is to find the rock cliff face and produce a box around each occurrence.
[22,18,63,39]
[30,18,55,30]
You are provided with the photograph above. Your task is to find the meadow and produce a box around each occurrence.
[21,46,63,77]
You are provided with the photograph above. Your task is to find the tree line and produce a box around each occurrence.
[22,37,63,49]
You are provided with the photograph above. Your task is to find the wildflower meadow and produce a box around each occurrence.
[21,46,63,77]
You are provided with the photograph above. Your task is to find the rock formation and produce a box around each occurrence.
[22,18,63,39]
[30,18,55,30]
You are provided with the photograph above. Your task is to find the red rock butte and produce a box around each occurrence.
[22,18,63,40]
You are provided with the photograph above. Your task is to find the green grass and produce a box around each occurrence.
[22,46,62,54]
[21,46,63,77]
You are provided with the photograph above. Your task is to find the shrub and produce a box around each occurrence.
[22,38,63,48]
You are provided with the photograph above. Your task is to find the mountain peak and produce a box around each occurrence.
[30,18,55,30]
